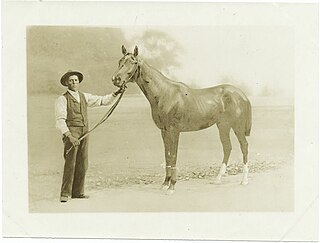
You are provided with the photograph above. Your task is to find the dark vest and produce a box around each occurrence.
[63,91,88,127]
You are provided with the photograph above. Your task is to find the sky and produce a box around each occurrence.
[27,26,295,99]
[121,26,294,98]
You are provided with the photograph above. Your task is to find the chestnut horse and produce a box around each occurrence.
[112,45,252,194]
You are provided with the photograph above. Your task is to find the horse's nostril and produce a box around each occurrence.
[112,76,122,86]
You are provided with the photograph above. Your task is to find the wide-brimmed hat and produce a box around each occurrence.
[60,70,83,86]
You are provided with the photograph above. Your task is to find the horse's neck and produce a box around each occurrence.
[136,62,172,105]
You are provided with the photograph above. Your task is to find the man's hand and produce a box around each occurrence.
[113,86,126,96]
[67,134,80,146]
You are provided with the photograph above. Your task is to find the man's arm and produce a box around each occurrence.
[55,96,80,146]
[55,96,69,134]
[85,87,125,107]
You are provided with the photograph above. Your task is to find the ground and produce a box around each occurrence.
[28,94,294,212]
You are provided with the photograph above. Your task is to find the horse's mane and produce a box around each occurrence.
[142,59,190,90]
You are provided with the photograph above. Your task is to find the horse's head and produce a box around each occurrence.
[112,45,139,87]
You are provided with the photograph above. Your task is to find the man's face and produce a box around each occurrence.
[67,75,80,91]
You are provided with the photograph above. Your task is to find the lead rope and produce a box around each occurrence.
[66,83,127,155]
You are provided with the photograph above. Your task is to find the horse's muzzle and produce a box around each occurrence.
[112,76,122,87]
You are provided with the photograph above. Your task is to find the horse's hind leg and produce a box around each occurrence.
[161,129,180,193]
[214,123,232,184]
[233,126,249,185]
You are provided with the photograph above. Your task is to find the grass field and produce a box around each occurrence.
[28,93,294,212]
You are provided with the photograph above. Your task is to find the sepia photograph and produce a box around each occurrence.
[27,25,294,212]
[2,1,318,241]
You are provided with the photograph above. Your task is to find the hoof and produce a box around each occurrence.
[166,189,175,195]
[160,184,169,190]
[240,179,249,185]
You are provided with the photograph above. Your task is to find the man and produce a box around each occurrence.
[55,70,124,203]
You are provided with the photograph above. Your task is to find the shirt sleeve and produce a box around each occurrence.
[54,96,69,135]
[84,93,116,107]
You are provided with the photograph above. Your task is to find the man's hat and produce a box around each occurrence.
[60,70,83,86]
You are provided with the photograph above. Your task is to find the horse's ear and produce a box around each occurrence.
[122,45,127,55]
[133,46,138,57]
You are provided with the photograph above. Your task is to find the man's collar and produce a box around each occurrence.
[67,89,79,95]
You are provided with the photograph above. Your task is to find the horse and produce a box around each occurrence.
[112,45,252,194]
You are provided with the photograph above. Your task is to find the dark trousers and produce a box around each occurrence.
[60,126,88,198]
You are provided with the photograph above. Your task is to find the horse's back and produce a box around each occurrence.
[201,84,248,100]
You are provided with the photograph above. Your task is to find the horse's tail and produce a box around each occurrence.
[245,100,252,136]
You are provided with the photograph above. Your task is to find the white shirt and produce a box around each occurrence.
[55,89,116,135]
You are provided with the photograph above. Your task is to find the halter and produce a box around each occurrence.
[120,56,140,87]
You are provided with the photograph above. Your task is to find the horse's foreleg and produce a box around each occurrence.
[161,129,180,193]
[214,124,232,184]
[161,129,171,189]
[161,166,171,190]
